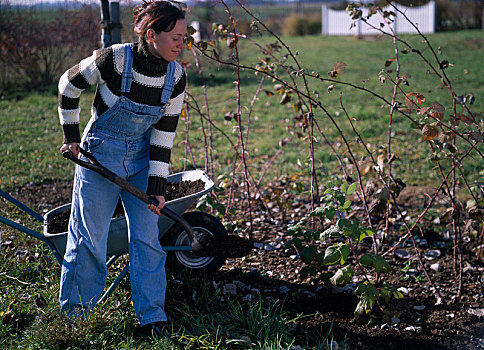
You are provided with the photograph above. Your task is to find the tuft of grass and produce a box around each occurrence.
[173,295,296,348]
[162,272,299,348]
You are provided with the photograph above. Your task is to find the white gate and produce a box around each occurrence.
[322,1,436,36]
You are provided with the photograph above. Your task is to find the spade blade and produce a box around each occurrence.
[191,234,253,258]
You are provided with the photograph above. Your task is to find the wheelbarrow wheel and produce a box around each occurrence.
[160,211,227,275]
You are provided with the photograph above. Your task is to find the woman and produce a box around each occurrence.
[57,0,187,338]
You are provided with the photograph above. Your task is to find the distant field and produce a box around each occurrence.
[0,30,482,192]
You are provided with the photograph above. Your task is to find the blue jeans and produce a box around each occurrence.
[59,97,168,326]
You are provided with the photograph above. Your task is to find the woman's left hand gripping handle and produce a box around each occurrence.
[60,143,80,158]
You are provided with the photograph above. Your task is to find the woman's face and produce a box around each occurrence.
[146,18,187,62]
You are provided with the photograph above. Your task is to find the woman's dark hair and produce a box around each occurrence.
[133,1,186,38]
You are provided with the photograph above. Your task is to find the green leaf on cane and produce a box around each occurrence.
[322,243,350,265]
[329,266,354,285]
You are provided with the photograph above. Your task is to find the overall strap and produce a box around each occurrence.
[120,43,134,95]
[160,61,176,106]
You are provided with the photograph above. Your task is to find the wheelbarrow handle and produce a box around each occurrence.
[62,148,199,245]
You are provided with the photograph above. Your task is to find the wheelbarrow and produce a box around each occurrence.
[0,161,249,302]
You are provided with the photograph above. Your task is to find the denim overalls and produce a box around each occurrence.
[59,44,176,326]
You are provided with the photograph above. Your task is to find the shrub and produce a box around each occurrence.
[264,18,283,35]
[435,0,482,30]
[0,5,99,91]
[282,14,321,36]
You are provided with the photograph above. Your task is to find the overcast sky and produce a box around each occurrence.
[3,0,140,5]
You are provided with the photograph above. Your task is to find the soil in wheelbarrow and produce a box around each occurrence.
[45,179,205,234]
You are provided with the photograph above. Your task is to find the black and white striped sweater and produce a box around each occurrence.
[58,40,186,197]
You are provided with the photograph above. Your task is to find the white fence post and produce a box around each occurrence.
[321,4,328,36]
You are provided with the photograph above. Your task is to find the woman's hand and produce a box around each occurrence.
[148,195,165,215]
[60,143,80,158]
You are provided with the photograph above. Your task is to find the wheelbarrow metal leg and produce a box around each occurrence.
[98,263,129,304]
[106,254,122,269]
